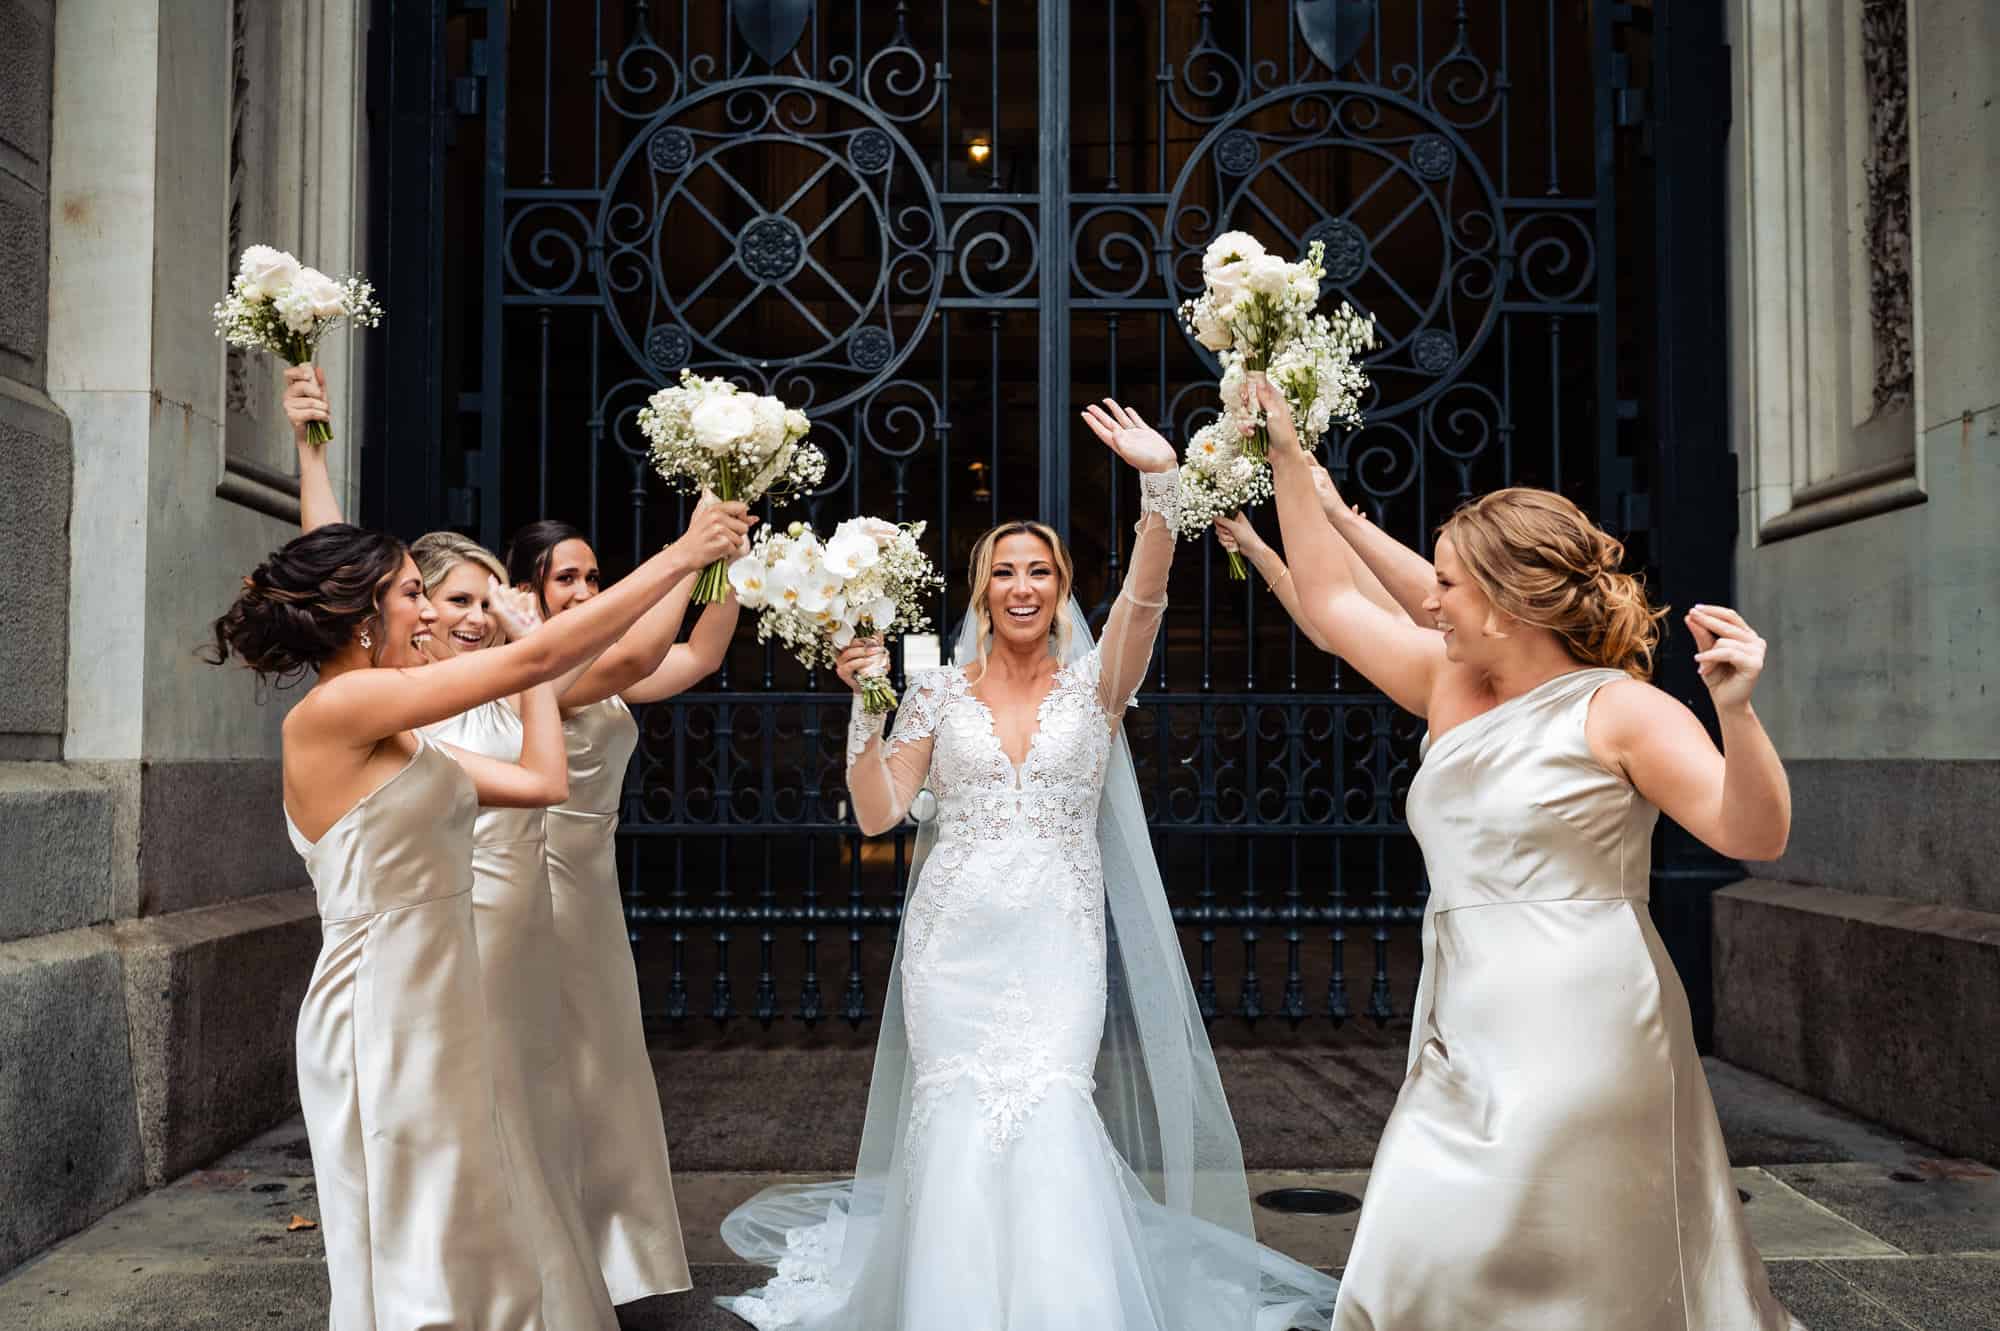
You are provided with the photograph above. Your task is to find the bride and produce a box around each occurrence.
[717,400,1339,1331]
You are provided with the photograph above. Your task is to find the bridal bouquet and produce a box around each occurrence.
[212,245,384,446]
[728,517,942,713]
[637,371,827,601]
[1172,419,1277,580]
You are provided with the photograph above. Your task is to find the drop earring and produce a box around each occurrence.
[360,631,373,650]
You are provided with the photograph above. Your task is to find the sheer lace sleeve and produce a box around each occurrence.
[846,668,951,836]
[1094,468,1177,716]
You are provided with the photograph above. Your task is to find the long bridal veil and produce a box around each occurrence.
[719,600,1338,1331]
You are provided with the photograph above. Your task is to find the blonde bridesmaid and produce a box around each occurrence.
[408,532,621,1331]
[499,517,739,1304]
[1256,378,1800,1331]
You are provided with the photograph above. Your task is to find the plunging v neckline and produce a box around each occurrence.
[962,663,1068,780]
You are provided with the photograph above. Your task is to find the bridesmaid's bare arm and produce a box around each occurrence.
[1265,384,1444,715]
[1590,606,1789,861]
[282,365,345,532]
[438,681,570,808]
[621,592,742,705]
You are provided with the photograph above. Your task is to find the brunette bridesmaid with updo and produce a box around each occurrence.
[216,381,751,1330]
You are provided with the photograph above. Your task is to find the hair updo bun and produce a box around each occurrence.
[1440,488,1668,678]
[205,525,409,686]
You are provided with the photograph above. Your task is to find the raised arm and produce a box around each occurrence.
[1214,506,1405,640]
[301,504,753,744]
[439,680,570,808]
[836,642,941,836]
[1264,381,1445,716]
[1079,399,1178,715]
[1593,605,1790,861]
[282,365,345,532]
[1311,458,1437,625]
[621,591,742,705]
[557,568,702,708]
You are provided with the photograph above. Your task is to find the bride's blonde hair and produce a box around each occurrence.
[1440,488,1668,679]
[965,520,1074,675]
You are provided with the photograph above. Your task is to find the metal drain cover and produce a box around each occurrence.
[1256,1187,1362,1215]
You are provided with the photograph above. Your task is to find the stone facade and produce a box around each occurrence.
[1720,0,1998,1162]
[0,0,369,1275]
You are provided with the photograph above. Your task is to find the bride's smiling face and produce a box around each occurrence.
[984,532,1060,652]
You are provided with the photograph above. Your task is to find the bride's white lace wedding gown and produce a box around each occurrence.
[719,478,1338,1331]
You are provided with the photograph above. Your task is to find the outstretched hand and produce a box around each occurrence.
[283,364,330,448]
[487,579,543,643]
[1687,604,1766,710]
[1080,399,1176,474]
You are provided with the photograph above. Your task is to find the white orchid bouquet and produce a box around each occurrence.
[637,371,827,602]
[212,245,384,446]
[1173,419,1278,580]
[728,517,942,713]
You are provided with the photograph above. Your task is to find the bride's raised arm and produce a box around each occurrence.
[1080,399,1178,717]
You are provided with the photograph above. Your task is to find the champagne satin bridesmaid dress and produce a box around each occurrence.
[545,695,691,1303]
[285,735,544,1331]
[1333,669,1800,1331]
[426,701,619,1329]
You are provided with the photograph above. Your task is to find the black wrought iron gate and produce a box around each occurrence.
[369,1,1727,1036]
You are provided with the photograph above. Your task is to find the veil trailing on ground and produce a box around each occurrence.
[719,600,1337,1331]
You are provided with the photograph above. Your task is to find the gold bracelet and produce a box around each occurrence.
[1264,565,1291,590]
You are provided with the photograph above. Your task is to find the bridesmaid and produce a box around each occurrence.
[205,491,750,1328]
[1255,379,1800,1331]
[406,532,620,1331]
[502,518,740,1305]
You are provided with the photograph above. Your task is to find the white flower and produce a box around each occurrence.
[822,527,881,579]
[298,268,349,319]
[865,595,897,633]
[274,288,317,335]
[784,407,811,440]
[1243,253,1292,298]
[728,553,771,608]
[691,394,757,454]
[747,396,789,454]
[238,245,302,301]
[1289,268,1322,307]
[1204,231,1266,275]
[1193,301,1232,351]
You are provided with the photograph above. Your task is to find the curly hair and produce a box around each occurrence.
[205,524,409,686]
[1440,488,1668,678]
[504,519,590,617]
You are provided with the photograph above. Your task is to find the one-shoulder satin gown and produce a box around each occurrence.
[427,701,619,1329]
[545,695,691,1302]
[1333,669,1800,1331]
[285,735,543,1331]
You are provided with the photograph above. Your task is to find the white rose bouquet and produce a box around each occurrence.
[1171,419,1276,580]
[212,245,384,446]
[1181,234,1374,461]
[728,517,942,713]
[637,371,828,602]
